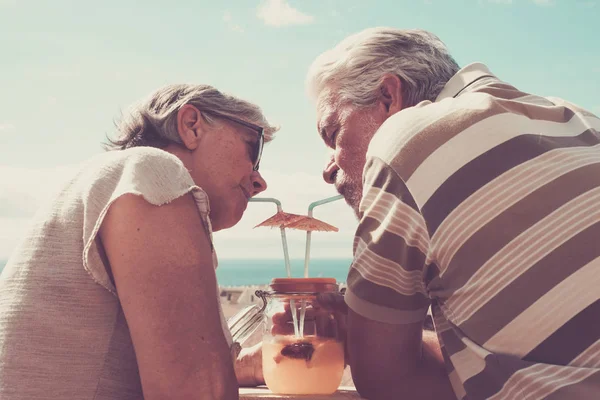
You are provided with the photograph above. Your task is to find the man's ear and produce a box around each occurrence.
[176,104,205,150]
[379,74,403,116]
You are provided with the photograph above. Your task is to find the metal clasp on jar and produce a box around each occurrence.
[227,290,269,346]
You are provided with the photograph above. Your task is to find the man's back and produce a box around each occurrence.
[355,63,600,399]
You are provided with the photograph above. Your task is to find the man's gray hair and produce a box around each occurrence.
[306,28,460,108]
[107,84,278,150]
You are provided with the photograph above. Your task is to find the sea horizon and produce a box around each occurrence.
[0,258,353,286]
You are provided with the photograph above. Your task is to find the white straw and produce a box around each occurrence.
[299,299,307,338]
[303,195,343,278]
[300,195,343,339]
[278,211,299,337]
[290,299,300,337]
[303,232,312,278]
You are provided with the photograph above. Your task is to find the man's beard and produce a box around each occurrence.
[336,177,363,219]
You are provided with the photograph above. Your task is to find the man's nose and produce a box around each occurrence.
[322,156,339,185]
[250,171,267,196]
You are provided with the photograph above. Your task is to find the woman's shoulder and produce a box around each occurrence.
[124,146,181,162]
[91,146,184,169]
[80,147,199,206]
[88,147,189,180]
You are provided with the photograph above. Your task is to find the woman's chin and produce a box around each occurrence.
[224,209,247,231]
[211,200,248,231]
[234,206,247,226]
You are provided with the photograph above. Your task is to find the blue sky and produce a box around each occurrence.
[1,0,599,263]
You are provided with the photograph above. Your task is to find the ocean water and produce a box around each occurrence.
[0,258,353,286]
[216,258,352,286]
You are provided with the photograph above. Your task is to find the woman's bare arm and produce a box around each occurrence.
[100,193,238,400]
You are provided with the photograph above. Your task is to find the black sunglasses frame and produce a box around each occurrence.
[206,111,264,171]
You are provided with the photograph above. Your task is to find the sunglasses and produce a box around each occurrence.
[207,111,264,171]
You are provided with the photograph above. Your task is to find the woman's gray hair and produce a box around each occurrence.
[106,84,278,150]
[306,28,460,108]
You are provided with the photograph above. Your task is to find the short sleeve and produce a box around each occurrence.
[344,156,431,324]
[81,147,215,295]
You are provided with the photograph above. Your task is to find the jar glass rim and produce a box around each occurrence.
[268,277,339,294]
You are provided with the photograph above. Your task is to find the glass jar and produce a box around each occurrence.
[259,277,345,395]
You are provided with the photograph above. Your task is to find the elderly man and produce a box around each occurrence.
[306,27,600,399]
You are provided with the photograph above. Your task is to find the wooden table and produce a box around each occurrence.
[239,386,364,399]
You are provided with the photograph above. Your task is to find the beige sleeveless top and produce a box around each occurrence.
[0,147,232,399]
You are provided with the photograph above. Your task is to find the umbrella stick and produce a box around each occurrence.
[249,197,299,336]
[279,226,292,278]
[249,198,292,277]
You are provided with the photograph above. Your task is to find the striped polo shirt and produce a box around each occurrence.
[344,62,600,399]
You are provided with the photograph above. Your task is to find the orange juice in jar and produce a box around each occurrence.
[260,278,345,395]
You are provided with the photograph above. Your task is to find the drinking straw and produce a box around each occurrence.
[299,299,307,338]
[299,194,344,337]
[303,195,344,277]
[249,197,300,337]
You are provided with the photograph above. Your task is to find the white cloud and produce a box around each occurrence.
[485,0,556,5]
[0,165,78,219]
[257,0,315,27]
[0,164,80,260]
[0,123,16,133]
[223,11,244,33]
[0,217,33,262]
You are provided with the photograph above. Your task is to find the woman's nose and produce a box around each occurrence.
[251,171,267,196]
[322,156,339,185]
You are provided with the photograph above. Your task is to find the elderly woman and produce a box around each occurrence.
[0,84,277,400]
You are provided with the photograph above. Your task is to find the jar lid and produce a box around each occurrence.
[269,277,338,293]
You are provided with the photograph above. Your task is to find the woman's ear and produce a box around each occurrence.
[378,74,403,116]
[177,104,205,150]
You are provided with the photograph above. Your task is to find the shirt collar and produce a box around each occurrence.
[435,62,496,102]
